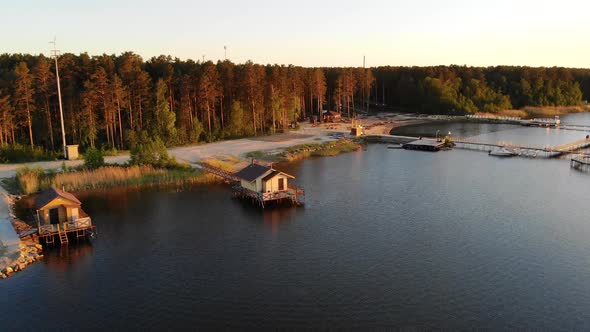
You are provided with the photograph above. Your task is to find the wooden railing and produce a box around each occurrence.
[38,217,93,235]
[38,224,56,234]
[64,217,92,231]
[288,183,305,196]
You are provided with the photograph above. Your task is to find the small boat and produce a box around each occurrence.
[387,144,403,149]
[489,147,517,157]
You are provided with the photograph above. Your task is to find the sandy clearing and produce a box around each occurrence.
[0,114,430,178]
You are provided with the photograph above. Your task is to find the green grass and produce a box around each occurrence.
[282,139,362,161]
[245,139,362,163]
[244,150,283,162]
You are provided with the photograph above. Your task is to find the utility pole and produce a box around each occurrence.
[202,54,205,63]
[50,38,67,159]
[363,55,368,114]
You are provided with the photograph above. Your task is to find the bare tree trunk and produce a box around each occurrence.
[251,99,256,135]
[206,100,212,134]
[25,106,33,147]
[220,96,224,130]
[116,97,123,148]
[45,98,54,150]
[128,94,134,130]
[138,96,143,130]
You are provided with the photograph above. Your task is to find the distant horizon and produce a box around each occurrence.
[4,50,590,70]
[2,0,589,68]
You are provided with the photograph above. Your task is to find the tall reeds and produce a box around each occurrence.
[15,165,217,194]
[15,167,45,194]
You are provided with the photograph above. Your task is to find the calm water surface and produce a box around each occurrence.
[2,114,590,330]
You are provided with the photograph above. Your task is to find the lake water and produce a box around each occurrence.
[2,114,590,330]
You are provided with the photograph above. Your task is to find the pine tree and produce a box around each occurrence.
[153,79,177,146]
[13,62,35,147]
[32,56,55,150]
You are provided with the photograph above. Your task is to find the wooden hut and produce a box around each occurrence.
[35,187,95,245]
[231,162,304,207]
[323,110,342,122]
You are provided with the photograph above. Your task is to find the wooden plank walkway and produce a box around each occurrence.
[199,163,241,182]
[453,137,590,158]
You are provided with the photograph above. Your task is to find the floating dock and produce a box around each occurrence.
[402,138,446,151]
[571,154,590,171]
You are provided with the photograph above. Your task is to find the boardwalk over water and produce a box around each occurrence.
[453,137,590,158]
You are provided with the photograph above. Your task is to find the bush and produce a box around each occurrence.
[83,147,105,170]
[129,132,176,168]
[15,167,45,194]
[0,144,59,163]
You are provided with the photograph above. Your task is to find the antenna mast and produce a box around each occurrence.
[50,37,67,159]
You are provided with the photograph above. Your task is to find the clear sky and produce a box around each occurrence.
[2,0,589,68]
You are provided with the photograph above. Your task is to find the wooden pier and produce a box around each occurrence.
[199,163,241,182]
[570,153,590,172]
[453,137,590,158]
[402,138,446,151]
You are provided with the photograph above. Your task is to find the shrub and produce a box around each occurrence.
[83,147,104,170]
[129,132,176,168]
[0,144,59,163]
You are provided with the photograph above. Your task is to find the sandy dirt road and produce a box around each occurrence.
[0,114,423,178]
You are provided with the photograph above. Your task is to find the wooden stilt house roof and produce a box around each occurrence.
[234,163,295,182]
[34,187,81,210]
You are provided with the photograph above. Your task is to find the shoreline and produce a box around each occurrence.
[0,189,43,279]
[0,113,512,279]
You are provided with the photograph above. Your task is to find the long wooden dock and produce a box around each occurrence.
[571,154,590,172]
[453,137,590,158]
[199,163,241,182]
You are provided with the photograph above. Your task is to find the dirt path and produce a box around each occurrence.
[0,131,330,178]
[0,115,429,178]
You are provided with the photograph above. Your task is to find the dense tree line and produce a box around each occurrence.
[0,52,588,152]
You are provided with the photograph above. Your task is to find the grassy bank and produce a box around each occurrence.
[246,138,362,162]
[13,165,218,195]
[491,105,590,119]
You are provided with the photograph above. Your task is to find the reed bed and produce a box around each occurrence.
[14,165,219,194]
[283,139,362,161]
[245,139,362,162]
[15,167,45,194]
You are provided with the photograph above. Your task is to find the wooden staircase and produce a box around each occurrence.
[58,230,69,245]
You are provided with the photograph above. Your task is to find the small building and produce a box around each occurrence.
[402,138,445,151]
[350,119,364,137]
[35,187,95,245]
[232,162,304,207]
[323,110,342,122]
